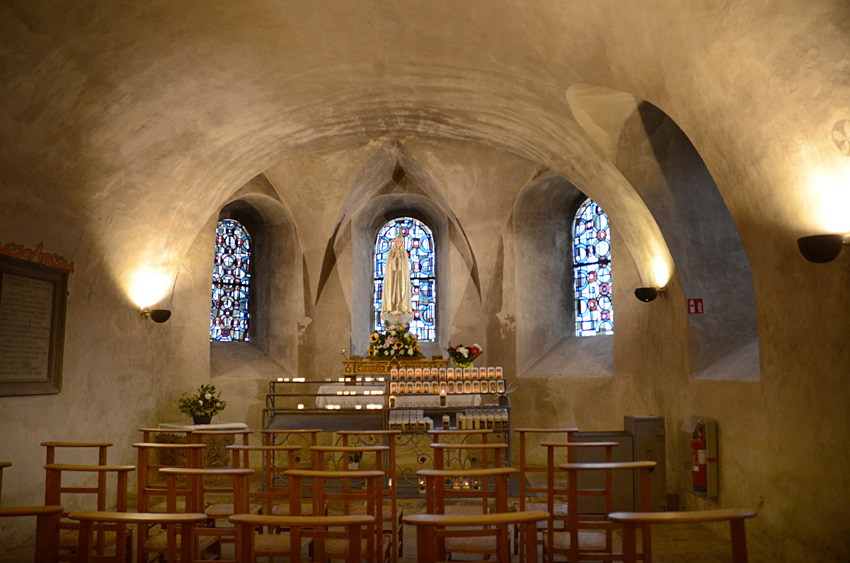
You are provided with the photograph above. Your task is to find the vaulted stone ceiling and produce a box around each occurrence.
[1,0,849,299]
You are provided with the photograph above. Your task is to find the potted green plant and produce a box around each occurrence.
[178,383,226,424]
[348,451,363,469]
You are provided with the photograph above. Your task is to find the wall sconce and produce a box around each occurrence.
[797,234,848,263]
[141,308,172,323]
[634,287,665,302]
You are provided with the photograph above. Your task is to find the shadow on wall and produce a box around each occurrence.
[566,84,760,382]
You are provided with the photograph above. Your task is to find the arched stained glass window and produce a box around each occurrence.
[210,218,252,342]
[374,217,436,341]
[573,199,613,337]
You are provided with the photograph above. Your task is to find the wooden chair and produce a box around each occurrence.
[417,467,516,560]
[338,430,403,562]
[0,461,63,563]
[404,510,550,563]
[429,442,508,516]
[609,508,757,563]
[230,513,375,563]
[310,446,393,562]
[541,441,618,561]
[43,462,135,563]
[227,444,305,517]
[185,430,261,522]
[42,442,112,465]
[516,429,578,515]
[513,428,578,561]
[547,461,656,563]
[148,467,253,563]
[133,442,206,513]
[286,468,388,563]
[69,511,208,563]
[228,442,325,560]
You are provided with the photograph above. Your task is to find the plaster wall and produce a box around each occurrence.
[0,0,849,559]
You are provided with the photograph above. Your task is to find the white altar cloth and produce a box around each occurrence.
[158,422,250,431]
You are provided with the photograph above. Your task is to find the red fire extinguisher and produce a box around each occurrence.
[691,425,708,494]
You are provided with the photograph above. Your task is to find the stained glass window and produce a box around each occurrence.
[374,217,436,341]
[210,218,251,342]
[573,199,613,337]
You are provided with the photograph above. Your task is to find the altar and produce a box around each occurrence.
[153,421,251,467]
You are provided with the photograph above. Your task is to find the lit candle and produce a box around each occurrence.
[297,404,304,409]
[277,377,283,382]
[355,404,362,410]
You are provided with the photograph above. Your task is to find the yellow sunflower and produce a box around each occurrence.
[394,340,404,349]
[370,333,379,343]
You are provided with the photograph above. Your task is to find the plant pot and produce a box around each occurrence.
[193,415,211,425]
[453,361,474,368]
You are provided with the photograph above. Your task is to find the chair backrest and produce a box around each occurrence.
[541,441,618,558]
[418,467,516,515]
[226,444,301,515]
[159,466,254,563]
[430,442,508,470]
[42,442,112,466]
[43,463,135,562]
[0,462,63,563]
[310,446,390,522]
[337,430,402,563]
[230,513,375,563]
[69,510,208,563]
[608,508,756,563]
[285,468,385,562]
[0,461,10,504]
[404,510,549,563]
[133,442,205,511]
[558,460,657,562]
[515,428,578,509]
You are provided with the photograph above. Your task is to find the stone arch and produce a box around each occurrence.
[207,176,304,379]
[567,84,760,380]
[513,172,615,378]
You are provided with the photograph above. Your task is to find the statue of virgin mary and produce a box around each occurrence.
[382,234,413,327]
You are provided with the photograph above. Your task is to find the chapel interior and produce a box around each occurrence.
[1,1,849,562]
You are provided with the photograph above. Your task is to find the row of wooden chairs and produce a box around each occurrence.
[2,426,756,562]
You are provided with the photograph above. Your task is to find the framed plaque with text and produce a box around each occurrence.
[0,254,68,396]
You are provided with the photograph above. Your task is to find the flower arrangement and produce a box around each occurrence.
[178,383,227,421]
[368,324,423,358]
[447,344,482,367]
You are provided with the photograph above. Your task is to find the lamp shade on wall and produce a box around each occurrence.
[797,234,847,263]
[634,287,662,302]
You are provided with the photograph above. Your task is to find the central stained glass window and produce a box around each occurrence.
[210,218,252,342]
[573,199,613,337]
[374,217,436,341]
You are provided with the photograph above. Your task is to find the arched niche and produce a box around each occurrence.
[512,172,614,378]
[567,84,760,381]
[207,176,304,379]
[350,193,451,358]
